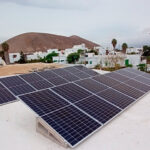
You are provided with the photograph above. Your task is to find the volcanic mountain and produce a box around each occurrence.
[0,32,100,53]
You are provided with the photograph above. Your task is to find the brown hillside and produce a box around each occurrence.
[0,32,99,53]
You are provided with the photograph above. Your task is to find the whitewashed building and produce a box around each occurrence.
[53,44,88,64]
[126,48,143,54]
[52,56,67,64]
[9,53,20,63]
[64,44,87,57]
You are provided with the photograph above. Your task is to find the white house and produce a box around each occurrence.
[64,44,87,57]
[26,52,47,61]
[52,56,67,64]
[126,48,143,54]
[9,53,20,63]
[47,49,59,54]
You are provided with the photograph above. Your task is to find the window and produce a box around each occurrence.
[13,55,17,58]
[61,60,64,62]
[90,61,92,64]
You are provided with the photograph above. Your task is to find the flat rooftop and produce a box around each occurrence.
[0,69,150,150]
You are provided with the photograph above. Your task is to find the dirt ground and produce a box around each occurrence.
[0,63,64,77]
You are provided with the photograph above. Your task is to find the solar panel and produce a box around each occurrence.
[28,80,53,90]
[52,83,91,103]
[60,74,80,82]
[19,89,69,116]
[92,75,121,87]
[52,68,80,81]
[124,79,150,92]
[0,83,16,105]
[116,69,137,78]
[74,72,91,79]
[105,72,130,82]
[134,76,150,85]
[37,70,59,79]
[125,68,145,75]
[46,77,68,86]
[142,73,150,79]
[41,105,101,147]
[0,83,5,89]
[64,66,80,74]
[75,78,108,93]
[74,95,121,124]
[0,76,36,95]
[0,76,26,88]
[97,88,135,109]
[74,65,98,76]
[9,84,35,96]
[113,83,144,99]
[20,73,54,90]
[52,68,71,76]
[20,73,44,82]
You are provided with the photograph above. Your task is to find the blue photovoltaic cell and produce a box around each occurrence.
[37,70,68,86]
[64,66,80,74]
[41,105,101,147]
[0,83,5,89]
[52,68,80,82]
[134,76,150,86]
[52,83,91,103]
[75,95,121,124]
[74,72,91,79]
[75,78,108,93]
[0,76,26,88]
[74,65,98,76]
[113,83,144,99]
[116,69,137,78]
[97,88,135,109]
[46,77,68,86]
[0,76,36,96]
[37,70,59,79]
[20,73,44,82]
[29,80,53,90]
[142,73,150,79]
[125,68,145,75]
[9,84,35,96]
[124,79,150,92]
[0,83,16,105]
[105,72,130,82]
[92,75,121,87]
[19,89,69,116]
[20,73,53,90]
[52,68,72,76]
[60,74,80,82]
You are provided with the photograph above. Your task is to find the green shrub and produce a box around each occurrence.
[45,52,58,63]
[137,64,147,72]
[18,51,26,64]
[67,52,80,64]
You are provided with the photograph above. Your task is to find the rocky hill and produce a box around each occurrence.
[0,32,99,53]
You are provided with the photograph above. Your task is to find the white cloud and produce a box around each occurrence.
[0,0,99,10]
[0,0,150,47]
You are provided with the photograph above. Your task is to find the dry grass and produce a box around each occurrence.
[0,63,64,77]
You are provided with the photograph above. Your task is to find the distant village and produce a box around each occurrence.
[0,38,148,71]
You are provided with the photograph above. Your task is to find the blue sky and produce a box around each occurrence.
[0,0,150,48]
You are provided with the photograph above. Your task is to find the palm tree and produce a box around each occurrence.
[122,43,128,53]
[112,39,117,50]
[1,42,10,64]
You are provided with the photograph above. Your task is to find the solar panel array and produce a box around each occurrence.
[0,65,150,147]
